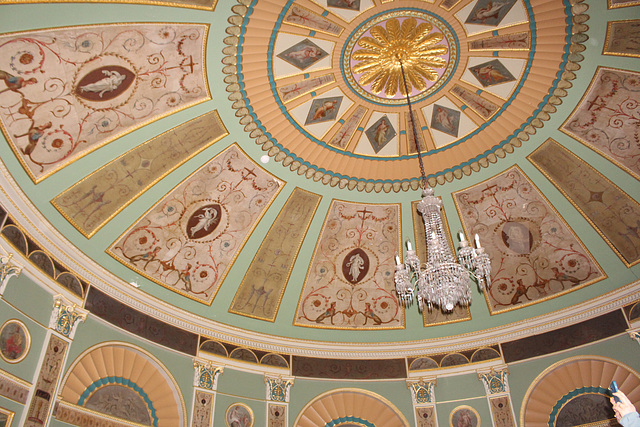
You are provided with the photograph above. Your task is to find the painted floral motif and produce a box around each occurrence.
[295,201,403,329]
[454,166,604,313]
[108,144,282,304]
[0,24,208,182]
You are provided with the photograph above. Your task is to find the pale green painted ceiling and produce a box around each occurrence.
[0,0,639,352]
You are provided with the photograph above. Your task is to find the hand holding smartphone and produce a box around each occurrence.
[611,380,621,403]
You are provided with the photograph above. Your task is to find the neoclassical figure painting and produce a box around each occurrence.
[305,96,343,125]
[295,200,403,329]
[0,319,30,363]
[562,67,640,179]
[453,166,604,313]
[469,59,516,87]
[0,23,209,182]
[108,144,283,304]
[365,115,397,153]
[465,0,516,25]
[450,405,480,427]
[277,39,328,70]
[431,104,461,137]
[529,139,640,266]
[226,403,253,427]
[84,385,152,425]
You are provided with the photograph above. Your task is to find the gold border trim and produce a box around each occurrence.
[451,164,607,316]
[225,402,254,427]
[559,65,640,180]
[528,138,640,267]
[0,22,211,184]
[50,110,228,238]
[0,318,31,364]
[105,142,285,306]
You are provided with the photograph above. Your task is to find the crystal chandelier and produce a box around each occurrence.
[393,58,492,313]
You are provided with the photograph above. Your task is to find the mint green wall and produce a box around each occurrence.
[0,296,47,382]
[3,273,57,328]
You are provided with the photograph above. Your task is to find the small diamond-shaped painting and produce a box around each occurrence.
[365,116,397,153]
[328,0,360,11]
[305,96,343,125]
[469,59,516,87]
[465,0,516,26]
[277,39,329,71]
[431,104,460,137]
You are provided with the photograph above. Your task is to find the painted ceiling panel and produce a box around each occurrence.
[0,0,638,361]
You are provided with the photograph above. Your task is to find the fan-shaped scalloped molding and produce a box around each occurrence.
[294,388,410,427]
[59,342,186,427]
[222,0,589,192]
[521,356,640,427]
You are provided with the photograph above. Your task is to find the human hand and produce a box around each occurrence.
[611,390,636,421]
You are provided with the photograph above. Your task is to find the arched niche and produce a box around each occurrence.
[521,355,640,426]
[59,342,186,426]
[294,388,409,427]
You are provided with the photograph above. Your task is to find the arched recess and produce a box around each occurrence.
[294,388,409,427]
[59,342,187,426]
[521,356,640,427]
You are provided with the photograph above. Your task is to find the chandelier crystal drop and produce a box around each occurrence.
[393,186,492,312]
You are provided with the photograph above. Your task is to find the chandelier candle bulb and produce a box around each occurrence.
[395,255,401,265]
[474,233,481,248]
[406,240,413,251]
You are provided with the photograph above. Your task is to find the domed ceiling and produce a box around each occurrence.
[0,0,639,359]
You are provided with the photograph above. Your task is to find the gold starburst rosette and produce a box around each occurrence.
[352,17,449,98]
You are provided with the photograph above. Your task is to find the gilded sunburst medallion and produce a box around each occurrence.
[343,10,457,105]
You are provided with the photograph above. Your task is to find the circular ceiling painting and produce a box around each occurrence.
[223,0,586,192]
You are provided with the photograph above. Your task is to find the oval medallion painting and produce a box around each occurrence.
[450,405,480,427]
[0,319,30,363]
[226,402,253,427]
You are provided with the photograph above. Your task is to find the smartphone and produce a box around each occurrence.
[610,380,621,403]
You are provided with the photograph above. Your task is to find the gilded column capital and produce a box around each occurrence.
[193,360,224,390]
[477,366,510,395]
[265,375,294,403]
[0,253,22,295]
[406,377,437,405]
[49,295,87,339]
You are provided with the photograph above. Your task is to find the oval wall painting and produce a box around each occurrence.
[0,319,30,363]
